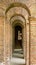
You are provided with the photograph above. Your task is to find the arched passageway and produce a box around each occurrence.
[5,2,31,65]
[12,20,24,59]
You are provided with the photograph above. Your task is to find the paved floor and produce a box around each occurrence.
[0,57,25,65]
[11,57,25,65]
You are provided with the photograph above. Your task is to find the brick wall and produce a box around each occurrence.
[30,20,36,65]
[0,16,4,62]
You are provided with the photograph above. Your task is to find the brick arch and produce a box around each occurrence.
[10,14,26,22]
[5,2,31,16]
[12,19,25,29]
[10,14,26,28]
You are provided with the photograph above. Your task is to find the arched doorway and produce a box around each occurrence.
[12,22,24,59]
[11,19,26,65]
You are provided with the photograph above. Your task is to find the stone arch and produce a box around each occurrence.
[12,19,26,60]
[10,14,26,26]
[5,2,31,16]
[10,14,26,22]
[12,19,25,28]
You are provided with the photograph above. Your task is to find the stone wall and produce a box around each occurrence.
[0,16,4,62]
[29,18,36,65]
[0,0,36,65]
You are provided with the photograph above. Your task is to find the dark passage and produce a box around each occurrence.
[13,25,24,59]
[15,25,22,49]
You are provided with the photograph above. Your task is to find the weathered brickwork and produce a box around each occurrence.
[30,20,36,65]
[0,17,4,62]
[0,0,36,65]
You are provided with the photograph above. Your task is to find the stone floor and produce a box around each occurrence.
[0,57,25,65]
